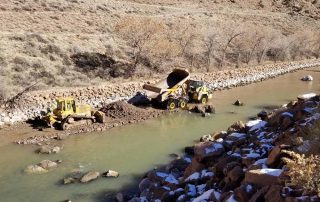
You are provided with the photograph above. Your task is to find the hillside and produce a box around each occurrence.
[0,0,320,100]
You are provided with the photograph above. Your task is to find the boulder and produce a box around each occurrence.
[194,142,225,161]
[38,160,58,170]
[102,170,119,178]
[265,185,284,202]
[80,171,100,183]
[257,110,268,120]
[249,186,269,202]
[24,165,48,174]
[244,169,283,187]
[267,146,282,168]
[227,121,246,133]
[300,75,313,81]
[234,184,255,202]
[184,158,205,177]
[200,134,214,142]
[234,100,244,106]
[227,166,244,182]
[38,145,61,154]
[139,178,152,192]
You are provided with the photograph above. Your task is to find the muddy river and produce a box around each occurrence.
[0,68,319,202]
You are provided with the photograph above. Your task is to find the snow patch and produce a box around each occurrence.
[246,120,267,132]
[193,189,214,202]
[259,168,283,176]
[205,143,224,154]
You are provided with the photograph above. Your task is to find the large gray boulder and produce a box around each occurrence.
[80,171,100,183]
[38,160,58,170]
[38,145,61,154]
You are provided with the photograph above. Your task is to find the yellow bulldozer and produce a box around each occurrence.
[43,97,105,130]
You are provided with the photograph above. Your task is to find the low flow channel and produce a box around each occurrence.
[0,67,320,202]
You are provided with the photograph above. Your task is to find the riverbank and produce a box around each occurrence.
[121,93,320,202]
[0,60,319,145]
[1,60,319,126]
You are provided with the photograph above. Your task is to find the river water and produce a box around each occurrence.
[0,67,319,202]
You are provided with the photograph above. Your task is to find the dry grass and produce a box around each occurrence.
[0,0,319,102]
[283,151,320,196]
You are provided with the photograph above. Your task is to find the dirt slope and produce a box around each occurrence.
[0,0,319,97]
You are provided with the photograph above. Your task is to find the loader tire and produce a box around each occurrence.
[61,122,70,130]
[179,98,188,109]
[167,99,177,110]
[200,95,208,104]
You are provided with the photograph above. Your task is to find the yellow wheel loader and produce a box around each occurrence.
[143,69,212,110]
[43,97,105,130]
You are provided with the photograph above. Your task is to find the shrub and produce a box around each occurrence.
[283,151,320,196]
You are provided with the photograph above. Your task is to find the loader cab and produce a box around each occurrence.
[55,98,76,118]
[188,80,205,92]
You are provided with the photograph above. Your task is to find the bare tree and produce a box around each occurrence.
[218,30,243,68]
[203,34,216,72]
[114,17,165,68]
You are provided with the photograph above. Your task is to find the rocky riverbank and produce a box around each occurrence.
[14,101,167,145]
[0,60,320,127]
[121,93,320,202]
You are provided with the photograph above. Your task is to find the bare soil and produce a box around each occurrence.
[2,101,167,146]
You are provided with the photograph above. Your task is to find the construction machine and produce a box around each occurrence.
[43,97,105,130]
[143,69,212,109]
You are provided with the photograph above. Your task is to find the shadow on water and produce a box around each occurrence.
[254,104,281,111]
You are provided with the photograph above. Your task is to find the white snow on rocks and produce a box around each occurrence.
[193,189,214,202]
[246,120,268,132]
[205,143,224,154]
[259,168,283,176]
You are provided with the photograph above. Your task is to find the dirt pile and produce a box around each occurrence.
[100,101,165,124]
[124,93,320,202]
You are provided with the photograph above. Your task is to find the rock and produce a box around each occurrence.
[227,166,244,182]
[227,121,246,133]
[297,93,317,101]
[24,165,48,174]
[244,169,283,187]
[63,177,77,185]
[249,186,269,202]
[234,184,255,202]
[102,170,119,178]
[194,142,225,161]
[200,134,214,142]
[139,178,152,192]
[80,171,100,183]
[38,160,58,170]
[224,132,247,148]
[204,105,215,113]
[258,110,268,120]
[184,158,205,177]
[265,185,284,202]
[38,145,61,154]
[234,100,244,106]
[185,146,195,155]
[267,146,282,168]
[300,75,313,81]
[280,114,294,130]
